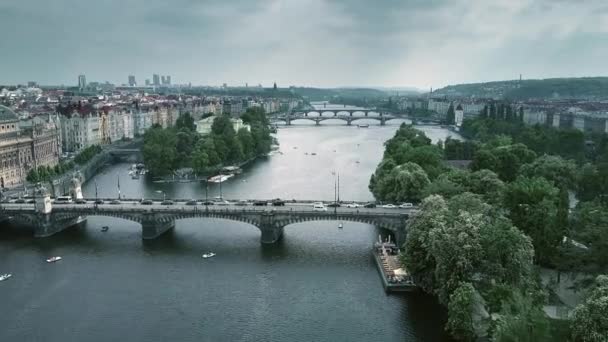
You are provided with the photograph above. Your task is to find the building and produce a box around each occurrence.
[223,100,244,117]
[153,74,160,86]
[455,104,464,127]
[0,105,60,188]
[132,110,154,136]
[166,76,171,85]
[195,116,250,136]
[145,79,151,86]
[78,74,87,90]
[59,110,102,152]
[128,75,136,87]
[161,76,166,85]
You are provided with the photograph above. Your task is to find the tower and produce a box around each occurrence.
[78,74,87,90]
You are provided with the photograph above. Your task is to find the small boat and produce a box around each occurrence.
[0,274,12,281]
[355,161,360,164]
[358,124,369,128]
[46,256,62,263]
[338,223,343,229]
[311,153,317,156]
[101,226,109,232]
[305,152,308,155]
[202,253,216,259]
[293,146,298,149]
[208,174,234,183]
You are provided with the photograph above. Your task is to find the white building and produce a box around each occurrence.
[455,104,464,127]
[60,113,102,152]
[195,116,251,136]
[133,110,154,136]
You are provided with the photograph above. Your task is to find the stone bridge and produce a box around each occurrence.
[270,112,405,126]
[1,205,411,245]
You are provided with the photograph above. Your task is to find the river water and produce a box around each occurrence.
[0,122,461,342]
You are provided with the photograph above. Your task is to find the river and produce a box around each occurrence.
[0,122,461,342]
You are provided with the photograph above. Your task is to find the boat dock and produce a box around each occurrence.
[373,236,417,293]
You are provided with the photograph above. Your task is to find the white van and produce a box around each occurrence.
[312,202,327,211]
[55,196,73,203]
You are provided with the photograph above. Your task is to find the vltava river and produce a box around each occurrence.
[0,122,461,341]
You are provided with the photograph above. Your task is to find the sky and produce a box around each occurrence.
[1,0,607,89]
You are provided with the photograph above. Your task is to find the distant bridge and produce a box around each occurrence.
[1,200,414,245]
[270,111,408,126]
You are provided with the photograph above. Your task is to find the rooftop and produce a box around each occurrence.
[0,104,19,122]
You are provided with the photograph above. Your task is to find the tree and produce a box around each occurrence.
[402,195,450,293]
[446,103,455,125]
[371,162,430,202]
[143,127,177,175]
[569,201,608,274]
[503,176,560,264]
[446,282,476,341]
[520,155,578,189]
[175,112,195,132]
[571,275,608,342]
[493,292,553,342]
[422,177,466,199]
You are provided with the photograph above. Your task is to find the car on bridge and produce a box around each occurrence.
[399,203,413,209]
[363,202,376,208]
[140,199,153,205]
[202,200,214,206]
[381,204,397,209]
[110,199,121,205]
[253,200,267,206]
[185,200,198,205]
[346,203,361,208]
[272,199,285,206]
[94,199,104,205]
[327,202,341,208]
[312,202,327,211]
[75,199,87,204]
[14,198,25,204]
[216,200,231,206]
[235,200,249,206]
[161,200,174,205]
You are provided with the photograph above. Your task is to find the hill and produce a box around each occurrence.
[432,77,608,100]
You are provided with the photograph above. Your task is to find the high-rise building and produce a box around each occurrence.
[145,79,151,86]
[166,76,171,85]
[153,74,160,86]
[128,75,136,87]
[78,74,87,90]
[161,76,166,85]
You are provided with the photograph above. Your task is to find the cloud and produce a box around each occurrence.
[0,0,607,88]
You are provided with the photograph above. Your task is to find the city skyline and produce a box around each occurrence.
[1,0,607,89]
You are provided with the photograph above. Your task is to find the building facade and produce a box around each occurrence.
[0,105,60,188]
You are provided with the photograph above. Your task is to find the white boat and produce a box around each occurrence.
[0,274,12,281]
[358,124,369,128]
[208,174,234,183]
[202,253,216,259]
[46,256,62,263]
[338,223,343,229]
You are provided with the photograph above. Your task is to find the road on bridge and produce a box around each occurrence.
[1,200,416,216]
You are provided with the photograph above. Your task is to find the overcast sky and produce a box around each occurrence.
[1,0,607,89]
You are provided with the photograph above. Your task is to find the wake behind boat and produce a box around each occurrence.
[202,252,216,259]
[0,274,12,281]
[46,256,62,263]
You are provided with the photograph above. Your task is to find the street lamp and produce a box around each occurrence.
[155,190,166,202]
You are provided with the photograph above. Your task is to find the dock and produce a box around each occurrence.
[373,236,417,293]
